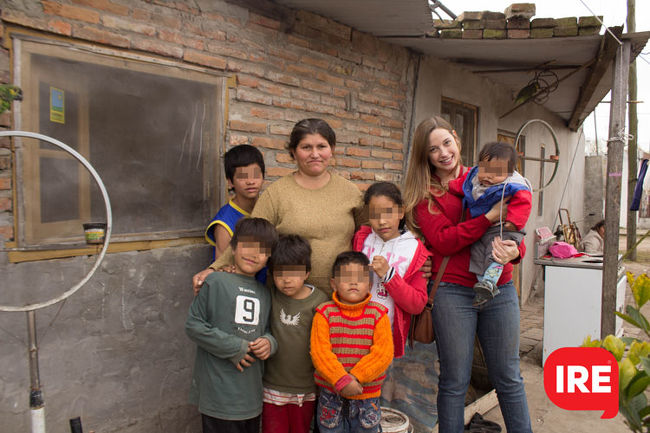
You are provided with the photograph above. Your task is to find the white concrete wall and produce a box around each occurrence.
[413,56,586,303]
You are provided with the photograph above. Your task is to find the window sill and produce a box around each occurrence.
[5,236,206,263]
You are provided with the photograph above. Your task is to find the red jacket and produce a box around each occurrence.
[353,225,430,358]
[415,168,525,289]
[448,170,532,230]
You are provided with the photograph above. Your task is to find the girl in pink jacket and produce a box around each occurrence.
[352,181,431,358]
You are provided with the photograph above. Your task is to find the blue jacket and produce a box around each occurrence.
[462,166,531,218]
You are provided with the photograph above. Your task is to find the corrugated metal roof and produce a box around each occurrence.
[272,0,433,36]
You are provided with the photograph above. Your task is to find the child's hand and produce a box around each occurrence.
[371,256,390,279]
[249,337,272,360]
[340,378,363,397]
[503,221,517,231]
[236,353,256,372]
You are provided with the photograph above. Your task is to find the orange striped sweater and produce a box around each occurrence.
[310,292,393,400]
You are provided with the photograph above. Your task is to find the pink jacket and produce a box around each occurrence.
[353,226,430,357]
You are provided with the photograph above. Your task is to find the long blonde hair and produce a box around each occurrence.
[403,116,462,232]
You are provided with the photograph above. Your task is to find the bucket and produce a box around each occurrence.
[83,222,107,245]
[380,407,412,433]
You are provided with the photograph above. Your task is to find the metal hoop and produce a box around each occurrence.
[0,131,112,312]
[514,119,560,192]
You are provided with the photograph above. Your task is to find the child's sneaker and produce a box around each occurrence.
[472,280,500,306]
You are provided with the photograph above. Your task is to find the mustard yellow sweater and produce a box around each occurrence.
[209,171,364,294]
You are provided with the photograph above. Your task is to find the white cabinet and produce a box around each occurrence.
[541,263,626,365]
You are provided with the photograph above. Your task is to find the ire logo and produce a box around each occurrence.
[543,347,619,419]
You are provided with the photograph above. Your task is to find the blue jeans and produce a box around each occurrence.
[432,281,532,433]
[317,388,381,433]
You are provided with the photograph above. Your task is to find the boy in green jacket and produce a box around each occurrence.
[186,217,278,433]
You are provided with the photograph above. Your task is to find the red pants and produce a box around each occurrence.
[262,401,315,433]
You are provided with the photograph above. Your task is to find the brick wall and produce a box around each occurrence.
[0,0,417,243]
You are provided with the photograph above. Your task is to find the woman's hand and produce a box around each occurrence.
[491,236,520,264]
[419,256,432,280]
[485,200,508,223]
[192,268,215,296]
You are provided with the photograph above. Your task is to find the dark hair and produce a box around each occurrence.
[230,217,278,251]
[364,181,406,231]
[478,141,518,173]
[331,251,370,278]
[286,118,336,158]
[268,234,312,274]
[224,144,265,182]
[591,219,605,231]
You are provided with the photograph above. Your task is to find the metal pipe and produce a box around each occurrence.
[27,311,45,433]
[429,1,456,20]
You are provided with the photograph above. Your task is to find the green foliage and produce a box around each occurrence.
[583,272,650,432]
[0,84,22,114]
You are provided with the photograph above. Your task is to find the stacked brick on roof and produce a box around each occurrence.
[429,3,602,40]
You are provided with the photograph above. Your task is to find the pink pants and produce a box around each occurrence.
[262,401,316,433]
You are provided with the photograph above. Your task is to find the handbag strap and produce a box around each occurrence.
[424,193,466,310]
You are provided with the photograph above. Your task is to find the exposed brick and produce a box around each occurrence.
[374,172,395,181]
[252,137,285,150]
[237,75,260,88]
[579,16,603,28]
[230,120,267,134]
[275,153,294,164]
[316,71,344,87]
[462,29,483,39]
[249,12,281,30]
[384,161,403,170]
[42,1,100,24]
[132,37,183,58]
[392,152,404,161]
[0,225,13,241]
[382,118,404,129]
[296,10,351,41]
[350,171,374,180]
[206,41,249,61]
[266,166,294,178]
[531,18,557,28]
[383,141,403,150]
[183,50,226,69]
[0,156,10,170]
[158,30,204,50]
[362,160,383,169]
[270,124,293,136]
[286,63,314,76]
[287,34,310,49]
[102,15,156,35]
[72,0,129,16]
[531,28,554,38]
[440,29,462,39]
[300,55,329,70]
[272,97,306,110]
[483,19,506,30]
[250,107,283,120]
[237,88,272,105]
[48,19,72,35]
[434,19,461,29]
[229,134,249,145]
[1,9,47,30]
[508,29,530,39]
[579,27,601,36]
[266,71,301,87]
[0,197,11,211]
[504,3,536,20]
[554,25,578,37]
[0,177,10,190]
[346,147,371,157]
[301,80,331,95]
[73,25,130,48]
[458,12,482,21]
[507,18,530,30]
[336,157,360,168]
[483,29,506,39]
[462,20,483,30]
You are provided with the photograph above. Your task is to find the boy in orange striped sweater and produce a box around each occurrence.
[310,251,394,433]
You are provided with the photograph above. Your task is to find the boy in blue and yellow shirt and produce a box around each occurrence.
[205,144,265,260]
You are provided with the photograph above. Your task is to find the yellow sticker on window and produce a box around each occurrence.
[50,87,65,124]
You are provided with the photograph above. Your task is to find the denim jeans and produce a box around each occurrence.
[432,281,532,433]
[317,388,381,433]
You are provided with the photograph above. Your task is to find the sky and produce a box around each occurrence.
[437,0,650,154]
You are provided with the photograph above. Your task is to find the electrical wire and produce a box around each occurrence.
[552,127,585,230]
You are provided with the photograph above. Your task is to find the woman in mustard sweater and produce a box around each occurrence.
[192,118,364,296]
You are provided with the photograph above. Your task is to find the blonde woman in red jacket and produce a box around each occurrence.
[404,116,532,433]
